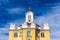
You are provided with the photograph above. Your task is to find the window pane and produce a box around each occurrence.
[14,33,18,37]
[27,31,31,36]
[41,32,45,37]
[20,32,22,37]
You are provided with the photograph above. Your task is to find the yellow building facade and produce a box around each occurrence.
[9,9,50,40]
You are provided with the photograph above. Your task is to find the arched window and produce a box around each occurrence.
[41,32,45,37]
[14,33,18,37]
[28,15,31,22]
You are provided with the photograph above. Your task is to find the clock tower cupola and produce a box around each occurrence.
[26,8,34,23]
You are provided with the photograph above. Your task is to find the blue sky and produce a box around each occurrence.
[0,0,60,40]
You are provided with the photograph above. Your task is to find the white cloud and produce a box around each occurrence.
[35,14,60,26]
[0,27,9,40]
[34,3,60,40]
[0,34,8,40]
[0,28,9,34]
[7,8,25,14]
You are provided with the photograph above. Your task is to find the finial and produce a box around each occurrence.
[28,7,31,11]
[10,23,15,30]
[44,23,49,30]
[29,7,31,10]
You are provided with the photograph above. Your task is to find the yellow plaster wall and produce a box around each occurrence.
[9,31,14,40]
[23,29,27,40]
[31,29,36,40]
[13,31,19,40]
[40,30,50,40]
[18,30,23,40]
[9,29,50,40]
[36,29,40,40]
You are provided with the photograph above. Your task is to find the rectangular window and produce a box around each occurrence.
[27,31,31,37]
[41,32,45,37]
[14,33,18,37]
[20,32,22,37]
